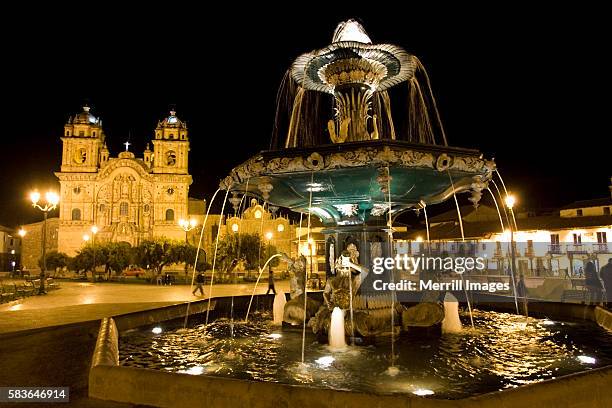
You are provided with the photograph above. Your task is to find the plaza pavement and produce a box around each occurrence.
[0,280,292,407]
[0,280,291,334]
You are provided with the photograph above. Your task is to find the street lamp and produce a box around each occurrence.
[17,228,26,273]
[178,218,198,243]
[30,189,59,295]
[504,193,525,315]
[179,218,199,278]
[265,232,273,276]
[91,225,98,281]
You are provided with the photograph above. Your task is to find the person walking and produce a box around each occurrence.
[600,258,612,308]
[266,268,276,295]
[584,261,603,305]
[192,272,205,296]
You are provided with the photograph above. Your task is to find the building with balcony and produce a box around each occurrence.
[404,178,612,279]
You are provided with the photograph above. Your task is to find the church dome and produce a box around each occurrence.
[158,110,186,129]
[72,105,100,125]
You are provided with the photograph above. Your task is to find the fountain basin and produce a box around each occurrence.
[221,140,494,225]
[90,295,612,407]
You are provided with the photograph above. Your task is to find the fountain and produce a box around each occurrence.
[328,307,347,350]
[441,292,462,334]
[221,19,493,342]
[272,290,287,326]
[90,19,612,408]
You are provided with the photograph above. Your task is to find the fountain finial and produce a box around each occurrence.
[332,19,372,44]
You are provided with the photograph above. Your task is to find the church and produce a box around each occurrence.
[55,106,194,255]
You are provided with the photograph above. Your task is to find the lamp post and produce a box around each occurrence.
[30,190,59,295]
[17,228,26,273]
[505,194,525,315]
[179,218,199,277]
[265,231,273,274]
[91,225,98,281]
[178,218,198,244]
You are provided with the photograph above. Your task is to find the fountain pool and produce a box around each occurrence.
[119,308,612,400]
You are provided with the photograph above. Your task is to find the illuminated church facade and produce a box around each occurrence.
[55,106,192,255]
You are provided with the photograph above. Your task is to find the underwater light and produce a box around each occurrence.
[541,319,555,326]
[412,388,434,396]
[268,333,282,339]
[179,366,205,375]
[577,355,596,364]
[152,327,162,334]
[315,356,335,367]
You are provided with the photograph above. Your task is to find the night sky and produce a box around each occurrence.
[2,7,609,227]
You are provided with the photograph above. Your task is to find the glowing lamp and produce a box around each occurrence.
[46,191,60,206]
[30,191,41,205]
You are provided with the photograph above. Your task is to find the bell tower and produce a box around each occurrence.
[151,110,189,174]
[61,105,105,172]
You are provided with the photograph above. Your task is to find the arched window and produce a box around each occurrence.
[65,130,70,136]
[120,202,129,216]
[165,208,174,221]
[92,131,96,137]
[71,208,81,221]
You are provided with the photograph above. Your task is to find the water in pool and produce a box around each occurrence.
[119,309,612,399]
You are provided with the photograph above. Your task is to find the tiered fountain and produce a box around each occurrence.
[94,20,612,408]
[221,19,493,341]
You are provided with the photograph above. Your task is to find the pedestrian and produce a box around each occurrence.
[266,268,276,295]
[600,258,612,308]
[192,272,205,296]
[584,261,603,305]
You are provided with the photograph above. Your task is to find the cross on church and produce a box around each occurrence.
[124,141,131,151]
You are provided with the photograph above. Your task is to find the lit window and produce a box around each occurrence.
[120,202,129,216]
[165,209,174,221]
[277,223,285,232]
[71,208,81,221]
[231,223,239,232]
[254,210,262,219]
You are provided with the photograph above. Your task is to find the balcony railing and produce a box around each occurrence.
[594,243,610,253]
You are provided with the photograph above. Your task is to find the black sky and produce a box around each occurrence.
[1,6,610,227]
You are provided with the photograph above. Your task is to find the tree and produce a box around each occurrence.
[102,242,132,279]
[39,251,69,273]
[216,233,279,279]
[133,239,178,276]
